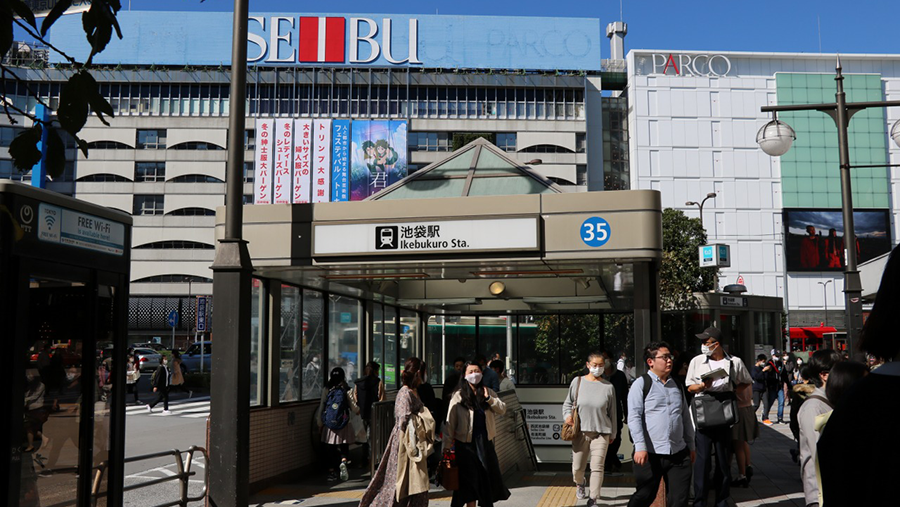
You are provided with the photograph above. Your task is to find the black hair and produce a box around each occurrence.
[643,342,671,364]
[757,354,768,362]
[474,353,487,365]
[364,361,380,377]
[401,357,423,389]
[807,349,842,388]
[825,361,868,406]
[326,367,346,390]
[457,360,488,411]
[489,359,504,371]
[453,356,465,365]
[859,244,900,360]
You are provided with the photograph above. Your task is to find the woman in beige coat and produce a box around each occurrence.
[360,357,431,507]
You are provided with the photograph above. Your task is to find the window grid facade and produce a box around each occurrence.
[135,161,165,182]
[133,194,164,215]
[2,69,588,121]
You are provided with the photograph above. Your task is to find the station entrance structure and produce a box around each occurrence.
[215,139,664,489]
[2,182,132,507]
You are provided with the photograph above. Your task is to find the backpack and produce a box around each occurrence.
[323,386,350,430]
[788,385,831,440]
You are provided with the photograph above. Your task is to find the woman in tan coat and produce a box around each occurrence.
[169,351,192,398]
[360,357,431,507]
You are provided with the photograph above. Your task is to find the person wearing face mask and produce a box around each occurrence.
[147,355,171,415]
[445,361,509,507]
[562,353,617,507]
[686,327,752,507]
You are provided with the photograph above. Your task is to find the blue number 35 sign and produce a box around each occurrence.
[580,217,611,247]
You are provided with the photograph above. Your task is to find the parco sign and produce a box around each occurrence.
[651,53,732,77]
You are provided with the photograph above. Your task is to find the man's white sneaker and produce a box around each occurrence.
[147,406,153,413]
[162,410,172,415]
[339,460,349,481]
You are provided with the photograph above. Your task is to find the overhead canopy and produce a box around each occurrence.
[219,139,663,315]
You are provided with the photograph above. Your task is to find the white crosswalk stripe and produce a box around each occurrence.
[125,398,210,420]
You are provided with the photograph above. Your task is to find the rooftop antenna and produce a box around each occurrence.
[817,15,822,53]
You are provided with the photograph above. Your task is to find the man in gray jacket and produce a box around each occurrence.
[797,349,841,507]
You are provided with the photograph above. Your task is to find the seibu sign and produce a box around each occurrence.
[248,16,420,64]
[651,53,732,77]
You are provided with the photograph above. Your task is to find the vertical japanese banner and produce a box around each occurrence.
[312,119,332,203]
[349,120,406,200]
[253,119,274,204]
[331,120,351,202]
[292,119,313,204]
[273,119,293,204]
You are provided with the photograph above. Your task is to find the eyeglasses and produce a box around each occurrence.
[654,355,674,361]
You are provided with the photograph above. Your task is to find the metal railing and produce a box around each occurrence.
[369,400,396,475]
[92,446,209,507]
[514,408,538,471]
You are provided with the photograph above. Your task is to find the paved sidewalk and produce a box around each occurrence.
[251,423,805,507]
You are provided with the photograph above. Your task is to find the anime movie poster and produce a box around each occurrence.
[349,120,408,200]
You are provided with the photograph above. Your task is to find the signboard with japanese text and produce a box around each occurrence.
[312,119,332,203]
[313,217,539,257]
[253,119,273,204]
[332,120,351,202]
[522,404,568,446]
[273,119,293,204]
[292,119,313,203]
[196,296,209,332]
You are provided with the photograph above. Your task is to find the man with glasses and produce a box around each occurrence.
[626,342,694,507]
[686,327,752,507]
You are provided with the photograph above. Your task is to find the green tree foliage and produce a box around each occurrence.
[1,0,123,178]
[661,208,716,310]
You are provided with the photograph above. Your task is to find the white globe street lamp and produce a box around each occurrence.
[756,119,796,157]
[891,119,900,149]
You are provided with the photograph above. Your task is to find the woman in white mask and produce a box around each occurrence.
[562,353,617,507]
[445,361,510,507]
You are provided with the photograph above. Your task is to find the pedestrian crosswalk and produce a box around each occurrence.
[125,398,211,419]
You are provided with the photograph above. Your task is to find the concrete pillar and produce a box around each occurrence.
[634,261,661,374]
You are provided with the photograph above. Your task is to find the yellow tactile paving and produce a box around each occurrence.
[535,478,577,507]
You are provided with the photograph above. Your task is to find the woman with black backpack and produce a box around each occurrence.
[317,367,359,482]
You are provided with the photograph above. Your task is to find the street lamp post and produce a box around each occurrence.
[687,192,718,290]
[757,56,900,354]
[685,192,717,233]
[817,280,833,327]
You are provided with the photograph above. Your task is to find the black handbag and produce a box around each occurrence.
[691,360,739,429]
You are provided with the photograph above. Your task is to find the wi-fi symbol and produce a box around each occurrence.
[44,214,56,229]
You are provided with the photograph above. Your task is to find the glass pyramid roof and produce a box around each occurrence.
[370,137,561,201]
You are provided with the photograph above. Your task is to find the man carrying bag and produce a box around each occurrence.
[685,327,752,507]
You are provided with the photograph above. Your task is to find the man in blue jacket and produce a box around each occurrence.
[749,354,768,418]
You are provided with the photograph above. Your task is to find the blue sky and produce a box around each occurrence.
[99,0,897,55]
[18,1,896,56]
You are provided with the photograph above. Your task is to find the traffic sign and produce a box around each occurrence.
[167,309,179,328]
[737,275,745,285]
[196,296,209,332]
[580,216,611,248]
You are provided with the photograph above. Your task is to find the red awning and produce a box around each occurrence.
[789,326,838,339]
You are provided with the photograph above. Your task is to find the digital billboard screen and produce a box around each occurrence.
[783,208,892,272]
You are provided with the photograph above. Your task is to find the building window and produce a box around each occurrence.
[135,162,165,182]
[243,161,254,183]
[136,129,166,149]
[244,129,255,150]
[76,174,131,182]
[86,140,131,150]
[166,207,216,216]
[0,159,28,181]
[409,132,452,152]
[575,133,586,153]
[133,194,164,215]
[496,133,517,152]
[133,240,214,249]
[519,144,574,153]
[0,126,25,147]
[131,275,213,283]
[168,175,224,183]
[169,141,225,150]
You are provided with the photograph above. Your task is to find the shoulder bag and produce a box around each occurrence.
[561,376,582,441]
[691,359,739,430]
[436,448,459,490]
